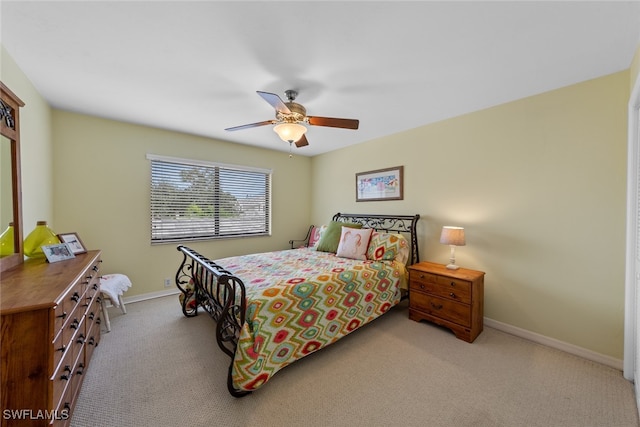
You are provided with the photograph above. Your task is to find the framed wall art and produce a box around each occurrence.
[57,232,87,254]
[356,166,404,202]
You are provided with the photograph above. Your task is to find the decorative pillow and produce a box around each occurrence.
[308,226,323,248]
[315,221,362,253]
[366,232,410,265]
[336,227,373,260]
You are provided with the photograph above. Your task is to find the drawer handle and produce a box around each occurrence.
[419,274,425,279]
[92,265,99,271]
[76,363,85,376]
[449,282,456,287]
[449,292,456,298]
[87,337,95,346]
[56,344,67,353]
[430,302,443,310]
[56,311,67,320]
[88,312,95,320]
[76,334,86,345]
[70,292,80,302]
[70,318,80,330]
[420,284,425,290]
[60,365,72,381]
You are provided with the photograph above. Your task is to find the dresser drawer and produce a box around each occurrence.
[61,314,82,355]
[84,280,100,311]
[52,329,69,374]
[53,380,73,427]
[410,273,471,304]
[51,344,74,411]
[85,320,100,366]
[71,316,86,366]
[54,282,82,334]
[85,295,102,363]
[410,292,471,327]
[53,305,82,374]
[53,302,68,333]
[81,262,100,296]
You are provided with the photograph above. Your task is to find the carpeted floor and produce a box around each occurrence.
[70,296,639,427]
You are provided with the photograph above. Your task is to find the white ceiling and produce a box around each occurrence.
[2,1,639,157]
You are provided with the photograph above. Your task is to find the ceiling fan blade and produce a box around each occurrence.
[257,91,291,114]
[295,134,309,147]
[307,116,359,130]
[225,120,274,131]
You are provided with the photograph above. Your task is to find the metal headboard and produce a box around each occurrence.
[332,213,420,265]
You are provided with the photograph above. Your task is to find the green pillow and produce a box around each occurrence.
[315,221,362,253]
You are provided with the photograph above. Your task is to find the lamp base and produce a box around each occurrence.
[445,246,461,271]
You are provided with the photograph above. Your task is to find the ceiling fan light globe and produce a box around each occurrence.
[273,123,307,143]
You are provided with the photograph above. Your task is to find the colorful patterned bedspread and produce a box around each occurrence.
[214,247,407,392]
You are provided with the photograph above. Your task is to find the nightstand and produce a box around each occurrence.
[408,261,485,343]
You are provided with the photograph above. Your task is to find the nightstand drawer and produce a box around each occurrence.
[410,292,471,327]
[410,275,471,304]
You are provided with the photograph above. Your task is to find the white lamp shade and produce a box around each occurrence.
[273,123,307,143]
[440,226,466,246]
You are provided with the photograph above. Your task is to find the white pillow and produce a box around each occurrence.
[336,227,373,260]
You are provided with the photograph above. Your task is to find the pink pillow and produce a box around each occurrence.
[308,226,322,247]
[336,227,373,260]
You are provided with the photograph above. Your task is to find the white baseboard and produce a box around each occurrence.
[121,288,180,305]
[484,317,623,371]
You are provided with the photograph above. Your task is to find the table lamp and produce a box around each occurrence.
[440,226,465,270]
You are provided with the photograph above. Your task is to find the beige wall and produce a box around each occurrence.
[51,111,312,297]
[1,45,54,231]
[311,71,629,359]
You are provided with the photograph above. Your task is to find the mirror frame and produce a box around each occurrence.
[0,82,24,273]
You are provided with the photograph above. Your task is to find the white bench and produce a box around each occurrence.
[99,274,132,332]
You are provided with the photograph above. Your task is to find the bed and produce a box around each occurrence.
[175,212,420,397]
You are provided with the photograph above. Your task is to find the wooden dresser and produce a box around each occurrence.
[408,261,485,343]
[1,251,103,426]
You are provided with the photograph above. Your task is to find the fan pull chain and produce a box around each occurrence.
[289,141,293,158]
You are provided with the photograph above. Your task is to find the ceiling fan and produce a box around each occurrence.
[225,90,359,148]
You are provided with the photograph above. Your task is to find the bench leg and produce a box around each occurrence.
[101,294,111,333]
[118,295,127,314]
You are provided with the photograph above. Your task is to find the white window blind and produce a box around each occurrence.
[147,154,271,243]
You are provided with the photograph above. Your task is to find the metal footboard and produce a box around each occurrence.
[175,245,250,397]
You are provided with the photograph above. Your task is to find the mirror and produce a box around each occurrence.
[1,135,14,245]
[0,82,24,273]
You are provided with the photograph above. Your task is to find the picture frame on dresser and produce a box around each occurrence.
[42,243,75,263]
[57,232,87,254]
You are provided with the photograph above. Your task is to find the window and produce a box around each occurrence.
[147,154,271,243]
